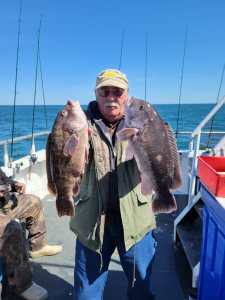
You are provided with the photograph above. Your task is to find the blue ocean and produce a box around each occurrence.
[0,104,224,166]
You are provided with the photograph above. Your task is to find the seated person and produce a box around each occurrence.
[0,168,62,258]
[0,168,63,299]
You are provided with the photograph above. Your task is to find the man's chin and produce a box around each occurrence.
[105,113,122,123]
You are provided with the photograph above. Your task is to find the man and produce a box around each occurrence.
[0,168,63,300]
[70,69,159,300]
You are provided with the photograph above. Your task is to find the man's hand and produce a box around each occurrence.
[14,182,26,194]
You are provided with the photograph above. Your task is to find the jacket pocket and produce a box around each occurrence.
[135,187,153,205]
[74,195,90,206]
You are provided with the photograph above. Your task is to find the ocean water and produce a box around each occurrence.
[0,104,224,165]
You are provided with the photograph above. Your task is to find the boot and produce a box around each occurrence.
[19,282,48,300]
[30,244,63,259]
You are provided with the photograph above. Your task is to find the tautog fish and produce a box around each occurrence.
[117,97,182,213]
[46,100,89,217]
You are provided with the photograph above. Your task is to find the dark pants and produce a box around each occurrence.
[74,215,156,300]
[0,220,33,294]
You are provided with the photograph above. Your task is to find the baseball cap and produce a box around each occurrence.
[96,69,128,90]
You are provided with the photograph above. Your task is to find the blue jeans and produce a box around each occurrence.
[74,215,156,300]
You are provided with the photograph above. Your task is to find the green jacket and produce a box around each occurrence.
[70,101,156,252]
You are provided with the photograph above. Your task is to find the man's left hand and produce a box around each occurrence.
[14,182,26,194]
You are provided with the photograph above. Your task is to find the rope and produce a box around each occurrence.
[175,27,188,138]
[10,0,23,161]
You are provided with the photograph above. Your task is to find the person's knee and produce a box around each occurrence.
[23,194,42,210]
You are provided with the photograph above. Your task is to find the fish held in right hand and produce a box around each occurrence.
[46,100,89,217]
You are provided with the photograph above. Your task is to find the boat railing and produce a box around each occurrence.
[0,131,49,167]
[0,129,225,169]
[188,95,225,205]
[174,95,225,241]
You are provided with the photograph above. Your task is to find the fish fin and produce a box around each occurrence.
[88,127,92,136]
[164,123,182,189]
[152,191,177,214]
[73,183,80,196]
[140,175,153,195]
[117,128,139,141]
[63,134,79,157]
[125,142,134,161]
[56,196,75,217]
[46,134,57,195]
[85,146,89,163]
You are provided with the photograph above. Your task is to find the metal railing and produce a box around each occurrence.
[1,128,225,169]
[188,96,225,204]
[0,131,49,167]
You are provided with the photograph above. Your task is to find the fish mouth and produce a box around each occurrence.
[104,102,120,109]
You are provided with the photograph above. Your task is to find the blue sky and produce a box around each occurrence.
[1,0,225,105]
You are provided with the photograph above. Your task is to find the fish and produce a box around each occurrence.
[46,100,89,217]
[117,97,182,213]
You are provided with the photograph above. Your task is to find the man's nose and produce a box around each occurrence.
[107,92,116,100]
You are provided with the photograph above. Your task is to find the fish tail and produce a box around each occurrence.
[56,196,75,217]
[152,191,177,214]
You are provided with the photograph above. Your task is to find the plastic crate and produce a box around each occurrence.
[198,156,225,197]
[198,185,225,300]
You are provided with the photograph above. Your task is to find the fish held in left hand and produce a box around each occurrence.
[117,97,182,214]
[46,100,89,217]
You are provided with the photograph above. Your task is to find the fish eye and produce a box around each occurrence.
[61,110,68,117]
[139,105,144,111]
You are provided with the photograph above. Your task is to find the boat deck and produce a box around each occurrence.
[6,194,191,300]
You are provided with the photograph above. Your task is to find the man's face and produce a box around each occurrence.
[96,86,128,123]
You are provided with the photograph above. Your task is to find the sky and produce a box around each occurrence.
[1,0,225,105]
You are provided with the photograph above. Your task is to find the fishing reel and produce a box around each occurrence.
[0,184,18,209]
[30,153,38,165]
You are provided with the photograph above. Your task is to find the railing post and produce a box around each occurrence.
[188,133,201,205]
[30,136,38,164]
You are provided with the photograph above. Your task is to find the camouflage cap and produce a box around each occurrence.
[96,69,128,90]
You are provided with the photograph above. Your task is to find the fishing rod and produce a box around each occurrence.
[10,0,23,163]
[175,27,188,138]
[206,62,225,148]
[144,32,149,101]
[30,16,42,161]
[38,47,48,129]
[118,29,125,70]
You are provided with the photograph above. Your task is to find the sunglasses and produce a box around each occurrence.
[98,87,125,97]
